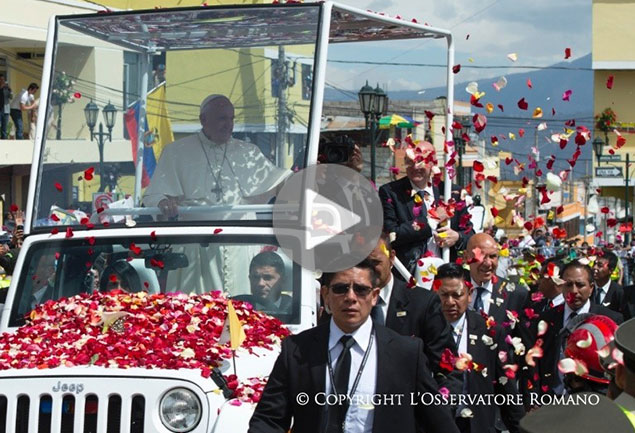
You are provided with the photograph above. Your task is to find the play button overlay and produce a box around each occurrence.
[272,164,383,273]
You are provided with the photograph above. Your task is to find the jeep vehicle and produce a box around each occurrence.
[0,3,454,431]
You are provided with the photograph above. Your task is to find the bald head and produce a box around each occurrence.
[466,233,500,285]
[199,95,234,144]
[405,141,436,189]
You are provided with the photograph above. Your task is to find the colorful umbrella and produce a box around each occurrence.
[378,114,422,129]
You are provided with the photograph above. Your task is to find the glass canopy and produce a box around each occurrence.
[29,2,451,232]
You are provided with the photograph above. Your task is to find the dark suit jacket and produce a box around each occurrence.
[530,303,623,396]
[386,276,462,395]
[459,311,524,433]
[593,280,625,314]
[620,284,635,320]
[379,177,472,271]
[249,323,460,433]
[472,277,529,329]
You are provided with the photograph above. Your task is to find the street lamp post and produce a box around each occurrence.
[84,100,117,191]
[593,134,631,244]
[452,117,471,187]
[358,81,387,183]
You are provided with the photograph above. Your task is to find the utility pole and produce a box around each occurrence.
[275,46,295,167]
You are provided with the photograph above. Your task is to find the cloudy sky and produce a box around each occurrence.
[328,0,592,90]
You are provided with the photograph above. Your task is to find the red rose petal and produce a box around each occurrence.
[517,98,528,110]
[54,182,63,192]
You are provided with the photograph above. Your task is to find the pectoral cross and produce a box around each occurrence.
[211,183,223,202]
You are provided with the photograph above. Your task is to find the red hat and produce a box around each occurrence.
[564,315,618,384]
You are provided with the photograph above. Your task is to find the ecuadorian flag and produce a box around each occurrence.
[125,83,174,188]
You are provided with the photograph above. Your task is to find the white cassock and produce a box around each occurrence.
[143,130,291,295]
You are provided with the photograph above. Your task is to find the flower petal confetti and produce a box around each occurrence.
[0,291,290,378]
[507,53,518,62]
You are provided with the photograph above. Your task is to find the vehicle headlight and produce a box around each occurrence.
[159,387,202,432]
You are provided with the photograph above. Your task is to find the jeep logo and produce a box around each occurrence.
[52,381,84,394]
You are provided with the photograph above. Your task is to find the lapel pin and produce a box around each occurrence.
[396,311,407,317]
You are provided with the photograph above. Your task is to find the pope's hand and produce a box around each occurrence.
[434,225,459,248]
[158,195,183,218]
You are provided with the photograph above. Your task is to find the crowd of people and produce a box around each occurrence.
[0,74,39,140]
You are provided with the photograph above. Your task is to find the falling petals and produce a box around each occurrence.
[532,107,543,118]
[452,64,461,74]
[562,89,572,101]
[507,53,518,62]
[486,103,494,114]
[607,75,614,90]
[558,357,588,376]
[564,48,571,59]
[54,182,63,192]
[493,76,507,92]
[526,79,532,89]
[84,167,95,181]
[517,98,528,110]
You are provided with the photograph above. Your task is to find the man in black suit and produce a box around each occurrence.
[435,262,524,433]
[592,249,625,313]
[529,260,623,399]
[466,233,529,328]
[249,259,460,433]
[378,140,472,272]
[367,234,462,394]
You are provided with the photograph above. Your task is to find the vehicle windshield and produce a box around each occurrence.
[9,235,301,327]
[32,5,319,230]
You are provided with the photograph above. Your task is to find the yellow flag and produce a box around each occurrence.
[227,300,246,350]
[145,83,174,163]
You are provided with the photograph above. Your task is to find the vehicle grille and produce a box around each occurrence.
[0,376,207,433]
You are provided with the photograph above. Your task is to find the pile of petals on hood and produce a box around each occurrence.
[0,290,290,378]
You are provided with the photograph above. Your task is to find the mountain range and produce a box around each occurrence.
[326,54,594,180]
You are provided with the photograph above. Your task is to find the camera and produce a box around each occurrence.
[318,135,355,165]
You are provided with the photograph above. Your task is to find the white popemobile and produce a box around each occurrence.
[0,3,456,432]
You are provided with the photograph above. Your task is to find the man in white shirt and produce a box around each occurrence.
[249,259,459,433]
[466,233,528,326]
[379,141,472,273]
[366,234,461,394]
[531,261,622,397]
[592,249,625,312]
[435,262,524,433]
[9,82,38,139]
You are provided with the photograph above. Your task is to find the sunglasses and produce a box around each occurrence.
[329,282,373,296]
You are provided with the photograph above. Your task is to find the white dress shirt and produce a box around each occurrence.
[327,317,377,433]
[596,280,611,305]
[378,276,394,322]
[451,313,468,355]
[470,278,494,315]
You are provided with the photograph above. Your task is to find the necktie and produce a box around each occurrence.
[371,296,385,325]
[326,335,355,433]
[594,287,602,305]
[473,286,486,312]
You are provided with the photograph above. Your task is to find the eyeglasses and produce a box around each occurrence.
[329,282,373,296]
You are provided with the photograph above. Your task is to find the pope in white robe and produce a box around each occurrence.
[142,95,291,296]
